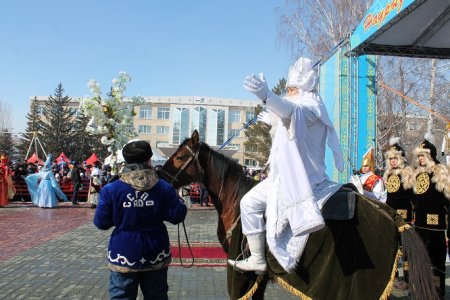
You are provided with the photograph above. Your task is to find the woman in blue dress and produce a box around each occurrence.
[26,154,68,208]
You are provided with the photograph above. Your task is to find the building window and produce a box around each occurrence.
[244,159,257,167]
[158,107,170,119]
[138,125,151,134]
[191,107,207,142]
[230,110,241,123]
[139,106,152,119]
[229,129,240,137]
[157,126,169,135]
[172,108,189,144]
[36,106,44,115]
[207,109,225,146]
[246,111,255,122]
[229,143,240,150]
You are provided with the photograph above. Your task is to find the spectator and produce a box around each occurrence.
[200,184,209,207]
[87,174,102,209]
[189,182,201,204]
[0,154,15,207]
[26,162,36,175]
[12,162,30,202]
[70,161,84,205]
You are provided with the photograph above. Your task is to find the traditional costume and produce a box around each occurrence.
[87,164,102,208]
[383,138,414,224]
[404,137,450,296]
[383,137,414,288]
[87,176,102,208]
[0,155,15,206]
[350,147,386,202]
[228,57,344,272]
[25,154,68,208]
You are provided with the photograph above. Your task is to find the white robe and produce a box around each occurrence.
[241,91,343,271]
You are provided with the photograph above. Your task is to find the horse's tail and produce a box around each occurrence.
[400,226,440,299]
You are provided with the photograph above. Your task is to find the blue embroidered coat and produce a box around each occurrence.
[93,168,187,271]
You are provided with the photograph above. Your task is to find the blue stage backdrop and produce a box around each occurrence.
[319,41,377,183]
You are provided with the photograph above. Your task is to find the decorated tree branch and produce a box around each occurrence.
[80,72,144,171]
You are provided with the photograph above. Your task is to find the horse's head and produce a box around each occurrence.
[157,130,203,189]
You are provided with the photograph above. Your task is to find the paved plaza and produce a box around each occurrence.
[0,201,449,299]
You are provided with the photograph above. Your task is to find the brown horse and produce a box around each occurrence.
[157,130,438,300]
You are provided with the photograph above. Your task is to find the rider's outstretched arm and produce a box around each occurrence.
[265,94,295,120]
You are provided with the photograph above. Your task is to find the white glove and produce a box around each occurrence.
[244,73,270,103]
[257,110,272,126]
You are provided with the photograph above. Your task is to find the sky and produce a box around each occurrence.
[0,0,295,134]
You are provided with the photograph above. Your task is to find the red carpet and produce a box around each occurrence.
[170,241,227,267]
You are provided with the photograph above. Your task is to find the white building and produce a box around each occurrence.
[135,96,260,166]
[30,95,261,167]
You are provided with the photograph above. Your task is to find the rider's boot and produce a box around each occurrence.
[228,233,267,272]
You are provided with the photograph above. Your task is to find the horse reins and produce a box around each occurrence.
[159,144,205,267]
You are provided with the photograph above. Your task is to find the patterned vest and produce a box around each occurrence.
[385,173,414,223]
[414,171,448,230]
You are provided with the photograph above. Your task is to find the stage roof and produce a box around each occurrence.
[350,0,450,58]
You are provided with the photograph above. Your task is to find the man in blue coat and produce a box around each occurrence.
[94,140,187,300]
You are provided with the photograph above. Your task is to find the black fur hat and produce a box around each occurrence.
[414,139,439,164]
[384,137,405,159]
[122,140,153,164]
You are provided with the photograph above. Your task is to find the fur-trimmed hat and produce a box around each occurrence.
[414,138,439,165]
[286,57,318,92]
[122,140,153,164]
[384,137,405,158]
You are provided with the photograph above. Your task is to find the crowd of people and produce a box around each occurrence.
[0,154,114,208]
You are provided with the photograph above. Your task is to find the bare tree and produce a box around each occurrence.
[276,0,371,60]
[377,56,449,162]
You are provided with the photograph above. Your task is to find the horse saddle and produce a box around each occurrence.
[321,183,357,221]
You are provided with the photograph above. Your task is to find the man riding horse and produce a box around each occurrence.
[228,57,344,273]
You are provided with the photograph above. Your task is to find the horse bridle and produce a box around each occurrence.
[158,144,204,186]
[159,143,237,250]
